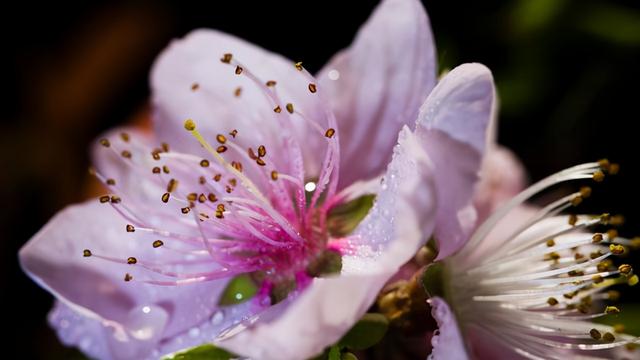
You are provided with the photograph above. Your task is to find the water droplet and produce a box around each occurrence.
[211,310,224,326]
[106,304,168,359]
[188,327,200,338]
[328,69,340,81]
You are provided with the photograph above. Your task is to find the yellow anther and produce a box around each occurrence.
[325,128,336,138]
[592,233,604,243]
[589,328,602,340]
[198,194,207,203]
[628,274,639,286]
[200,159,210,167]
[568,214,578,226]
[127,257,137,265]
[546,239,555,247]
[592,275,604,284]
[308,83,317,93]
[609,244,625,255]
[126,224,135,232]
[166,178,178,193]
[187,193,198,201]
[83,249,92,257]
[216,145,228,153]
[593,170,605,182]
[544,252,560,261]
[184,119,196,131]
[598,158,610,170]
[99,195,110,203]
[161,192,170,203]
[208,193,217,202]
[152,240,164,248]
[605,306,620,314]
[286,103,294,114]
[220,53,232,63]
[619,264,632,275]
[597,260,611,272]
[216,134,227,144]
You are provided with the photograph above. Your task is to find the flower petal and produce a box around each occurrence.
[428,297,469,360]
[317,0,437,186]
[216,127,436,360]
[415,63,496,259]
[150,29,327,178]
[19,200,228,359]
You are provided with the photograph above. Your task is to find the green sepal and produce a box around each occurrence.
[162,344,235,360]
[421,262,445,298]
[337,313,389,350]
[218,274,258,306]
[327,195,375,237]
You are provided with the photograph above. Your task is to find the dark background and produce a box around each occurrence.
[2,0,639,358]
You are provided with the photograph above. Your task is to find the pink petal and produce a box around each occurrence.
[150,29,325,177]
[428,297,469,360]
[415,63,496,259]
[19,200,228,359]
[217,127,437,360]
[317,0,437,187]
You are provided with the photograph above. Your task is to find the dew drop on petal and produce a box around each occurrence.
[328,69,340,81]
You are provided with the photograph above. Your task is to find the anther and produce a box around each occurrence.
[274,106,282,113]
[161,142,170,152]
[544,252,560,261]
[200,159,210,167]
[191,83,199,91]
[126,224,135,232]
[266,80,276,87]
[124,273,133,282]
[547,297,558,306]
[83,249,92,257]
[628,274,639,286]
[608,290,621,301]
[127,257,137,265]
[248,148,258,160]
[579,186,592,198]
[199,176,206,184]
[225,186,233,193]
[231,162,242,172]
[610,215,625,226]
[110,196,121,204]
[598,158,610,170]
[308,83,317,93]
[187,193,198,201]
[181,207,191,214]
[161,192,170,203]
[213,174,222,182]
[167,179,178,193]
[571,196,583,206]
[106,178,116,185]
[184,119,196,131]
[229,129,238,138]
[593,170,605,182]
[256,158,266,166]
[589,329,602,340]
[602,332,615,342]
[234,87,242,97]
[600,213,611,224]
[605,306,620,314]
[568,214,578,226]
[99,138,111,147]
[235,66,243,75]
[271,170,278,181]
[152,150,161,160]
[597,261,611,272]
[198,194,207,203]
[217,204,225,212]
[120,132,130,142]
[221,53,232,63]
[286,103,294,114]
[99,195,110,203]
[121,150,132,159]
[592,275,604,284]
[152,240,164,248]
[294,62,303,71]
[613,324,625,333]
[610,244,625,255]
[546,239,555,247]
[208,193,217,202]
[609,163,620,175]
[216,134,227,144]
[215,210,224,219]
[216,145,228,153]
[152,167,161,174]
[258,145,266,157]
[607,229,618,240]
[592,233,604,243]
[325,128,336,138]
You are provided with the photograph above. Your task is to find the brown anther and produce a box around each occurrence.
[124,273,133,282]
[234,87,242,97]
[546,239,556,247]
[120,132,130,142]
[229,129,238,138]
[208,193,217,202]
[216,134,227,144]
[121,150,132,159]
[592,233,604,243]
[545,252,560,261]
[579,186,592,198]
[602,332,615,342]
[199,176,206,185]
[607,229,618,240]
[568,270,584,277]
[88,166,96,176]
[151,150,161,161]
[577,303,590,314]
[152,240,164,248]
[213,174,222,182]
[225,185,233,193]
[256,158,266,166]
[235,65,243,75]
[127,257,137,265]
[589,328,602,340]
[568,214,578,226]
[198,194,207,203]
[221,53,233,63]
[593,170,605,182]
[571,196,583,206]
[181,207,191,214]
[166,178,178,193]
[200,159,210,167]
[161,142,170,152]
[191,83,199,91]
[271,170,278,181]
[274,106,282,113]
[592,275,604,284]
[610,215,625,226]
[598,158,610,170]
[216,145,228,153]
[110,196,121,204]
[99,138,111,147]
[619,264,632,275]
[248,148,258,160]
[266,80,277,87]
[161,192,170,203]
[83,249,92,257]
[230,161,242,172]
[184,119,196,131]
[308,83,317,93]
[574,252,585,261]
[106,178,116,185]
[626,343,638,351]
[258,145,266,157]
[285,103,294,114]
[162,165,170,174]
[610,244,625,255]
[228,178,237,187]
[600,213,611,224]
[325,128,336,138]
[199,213,209,219]
[217,204,225,212]
[605,306,620,314]
[609,163,620,175]
[152,166,161,174]
[186,192,197,202]
[99,195,110,203]
[608,290,621,300]
[294,62,303,71]
[563,291,577,299]
[547,297,558,306]
[126,224,135,232]
[590,250,603,259]
[215,210,224,219]
[597,261,611,272]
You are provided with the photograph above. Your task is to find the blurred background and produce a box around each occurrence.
[2,0,639,358]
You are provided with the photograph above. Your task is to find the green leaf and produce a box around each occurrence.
[341,352,358,360]
[328,195,375,237]
[306,249,343,278]
[594,303,640,336]
[337,313,389,350]
[218,274,258,306]
[327,346,341,360]
[162,344,235,360]
[421,262,445,298]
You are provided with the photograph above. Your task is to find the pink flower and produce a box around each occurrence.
[414,128,640,356]
[18,0,459,359]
